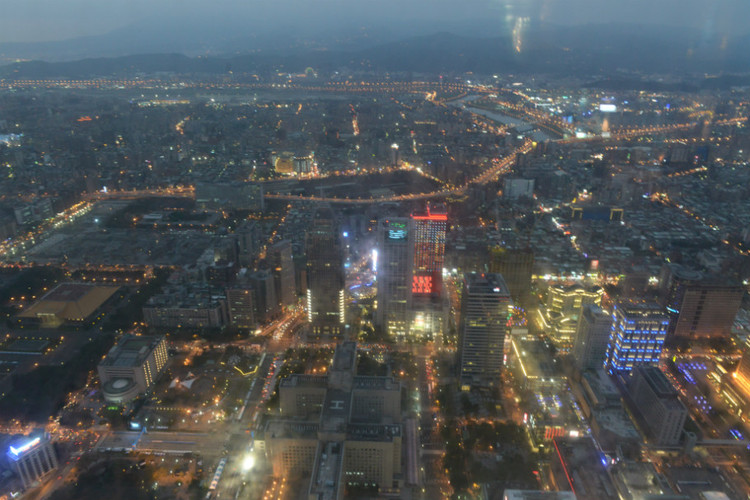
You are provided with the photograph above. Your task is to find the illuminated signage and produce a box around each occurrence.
[388,229,407,240]
[412,275,433,294]
[9,437,40,456]
[599,104,617,113]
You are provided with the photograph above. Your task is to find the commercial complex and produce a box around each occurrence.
[459,273,511,390]
[543,284,603,352]
[98,335,169,403]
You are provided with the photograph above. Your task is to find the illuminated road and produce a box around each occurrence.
[263,140,534,204]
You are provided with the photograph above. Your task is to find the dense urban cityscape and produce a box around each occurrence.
[0,3,750,500]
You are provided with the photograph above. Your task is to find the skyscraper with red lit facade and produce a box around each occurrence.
[411,202,447,298]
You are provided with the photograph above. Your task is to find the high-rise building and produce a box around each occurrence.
[458,273,511,390]
[573,305,612,371]
[376,218,414,338]
[628,366,687,446]
[411,203,447,298]
[226,286,255,330]
[6,434,58,490]
[268,239,297,309]
[306,209,345,339]
[250,269,278,324]
[670,284,744,339]
[489,247,534,303]
[605,302,668,374]
[660,264,745,339]
[236,220,262,266]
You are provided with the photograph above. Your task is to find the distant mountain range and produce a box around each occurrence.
[1,26,750,82]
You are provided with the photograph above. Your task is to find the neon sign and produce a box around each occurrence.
[412,275,433,294]
[388,229,407,240]
[9,437,40,456]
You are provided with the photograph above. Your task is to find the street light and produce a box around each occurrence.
[242,454,255,472]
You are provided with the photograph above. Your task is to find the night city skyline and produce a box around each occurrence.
[0,2,749,500]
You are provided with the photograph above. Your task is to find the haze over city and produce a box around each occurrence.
[0,1,748,500]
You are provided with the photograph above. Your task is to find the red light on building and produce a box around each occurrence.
[412,275,433,294]
[412,213,447,221]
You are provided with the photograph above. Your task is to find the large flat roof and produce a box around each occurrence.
[18,283,119,322]
[99,335,164,368]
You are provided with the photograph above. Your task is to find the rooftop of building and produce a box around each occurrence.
[512,337,561,380]
[144,284,225,309]
[99,335,165,368]
[549,283,602,295]
[465,272,511,297]
[636,366,678,399]
[610,460,672,499]
[309,441,343,500]
[18,282,119,321]
[346,423,401,442]
[552,437,618,500]
[352,375,398,391]
[320,388,351,432]
[663,467,737,500]
[582,369,621,405]
[615,301,667,319]
[412,202,448,221]
[280,374,329,389]
[263,420,319,440]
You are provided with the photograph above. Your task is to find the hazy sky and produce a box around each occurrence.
[1,0,749,43]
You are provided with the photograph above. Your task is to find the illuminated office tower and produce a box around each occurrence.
[458,273,511,390]
[376,218,414,338]
[306,208,345,339]
[605,302,668,374]
[411,202,447,298]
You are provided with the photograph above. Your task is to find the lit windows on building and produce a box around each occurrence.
[605,303,668,373]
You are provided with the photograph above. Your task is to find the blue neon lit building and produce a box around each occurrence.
[605,302,668,373]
